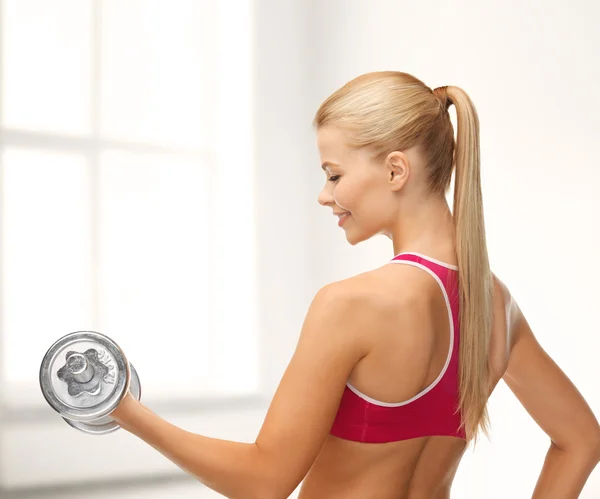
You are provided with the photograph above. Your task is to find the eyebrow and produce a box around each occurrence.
[321,161,340,171]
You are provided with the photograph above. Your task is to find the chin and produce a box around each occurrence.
[345,229,374,246]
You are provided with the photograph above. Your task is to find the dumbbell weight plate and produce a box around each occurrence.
[39,331,132,424]
[63,362,141,435]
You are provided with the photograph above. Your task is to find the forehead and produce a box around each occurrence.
[316,126,349,154]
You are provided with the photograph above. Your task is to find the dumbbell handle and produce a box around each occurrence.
[66,352,95,384]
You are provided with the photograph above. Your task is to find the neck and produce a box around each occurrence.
[389,196,456,257]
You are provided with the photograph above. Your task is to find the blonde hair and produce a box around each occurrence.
[313,71,494,447]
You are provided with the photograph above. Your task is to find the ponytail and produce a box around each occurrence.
[436,85,494,447]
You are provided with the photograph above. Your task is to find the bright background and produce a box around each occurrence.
[1,0,599,497]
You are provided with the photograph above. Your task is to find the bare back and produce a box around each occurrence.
[298,254,514,499]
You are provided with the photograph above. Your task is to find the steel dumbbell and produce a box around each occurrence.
[39,331,141,435]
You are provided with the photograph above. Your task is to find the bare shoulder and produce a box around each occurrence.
[315,274,391,321]
[314,276,393,354]
[329,266,437,348]
[331,267,437,357]
[336,263,436,311]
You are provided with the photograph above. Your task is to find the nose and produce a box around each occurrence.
[317,183,333,207]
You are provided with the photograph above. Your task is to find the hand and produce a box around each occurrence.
[110,390,139,426]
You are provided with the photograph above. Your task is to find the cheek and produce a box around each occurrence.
[332,179,358,211]
[335,174,377,209]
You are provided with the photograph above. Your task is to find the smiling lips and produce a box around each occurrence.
[336,212,350,226]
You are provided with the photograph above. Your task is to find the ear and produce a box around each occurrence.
[385,151,409,192]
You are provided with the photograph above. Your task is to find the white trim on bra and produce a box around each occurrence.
[391,251,459,271]
[345,259,455,407]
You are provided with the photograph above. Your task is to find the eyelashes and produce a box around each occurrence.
[327,175,340,183]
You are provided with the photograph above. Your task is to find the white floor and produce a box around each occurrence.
[4,478,301,499]
[59,482,222,499]
[5,482,227,499]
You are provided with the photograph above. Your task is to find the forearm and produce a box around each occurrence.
[531,442,600,498]
[112,395,270,499]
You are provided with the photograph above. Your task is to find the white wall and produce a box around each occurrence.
[253,0,316,397]
[306,0,600,497]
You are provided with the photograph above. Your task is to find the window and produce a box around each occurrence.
[0,0,260,488]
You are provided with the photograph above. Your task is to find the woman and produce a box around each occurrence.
[111,71,600,498]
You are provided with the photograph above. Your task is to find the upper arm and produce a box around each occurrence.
[253,282,371,499]
[502,290,600,455]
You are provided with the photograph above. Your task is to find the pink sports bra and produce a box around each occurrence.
[329,252,467,443]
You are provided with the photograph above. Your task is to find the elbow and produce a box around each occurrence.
[253,480,297,499]
[589,431,600,464]
[240,480,280,499]
[580,424,600,464]
[248,459,294,499]
[253,473,300,499]
[252,445,302,499]
[553,426,600,464]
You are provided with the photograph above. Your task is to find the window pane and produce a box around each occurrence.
[100,0,215,148]
[1,149,93,397]
[98,151,221,399]
[1,0,92,134]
